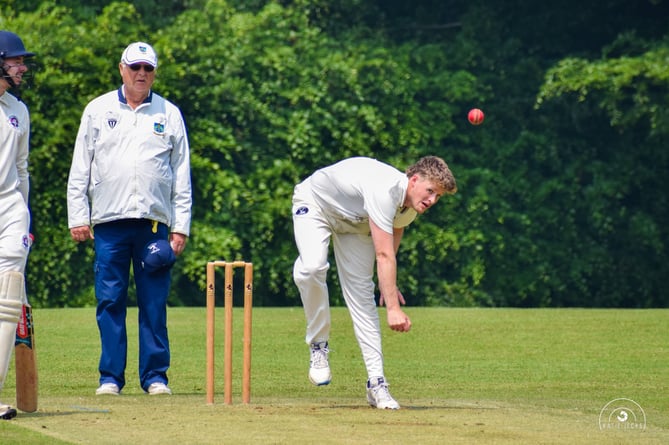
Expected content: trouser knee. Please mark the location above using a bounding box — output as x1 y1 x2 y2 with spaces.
293 263 328 287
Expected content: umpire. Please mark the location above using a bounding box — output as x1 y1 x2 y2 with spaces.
67 42 192 396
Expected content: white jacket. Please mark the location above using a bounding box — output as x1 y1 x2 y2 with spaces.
67 88 192 235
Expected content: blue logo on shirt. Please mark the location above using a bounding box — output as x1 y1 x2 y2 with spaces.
295 206 309 215
153 122 165 135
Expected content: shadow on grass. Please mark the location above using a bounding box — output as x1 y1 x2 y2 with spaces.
18 406 112 418
321 403 501 410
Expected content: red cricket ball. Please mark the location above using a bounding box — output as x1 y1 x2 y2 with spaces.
468 108 484 125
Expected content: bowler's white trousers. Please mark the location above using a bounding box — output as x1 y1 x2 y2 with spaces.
292 179 385 379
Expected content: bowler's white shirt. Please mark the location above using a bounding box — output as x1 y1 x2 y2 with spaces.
307 157 416 234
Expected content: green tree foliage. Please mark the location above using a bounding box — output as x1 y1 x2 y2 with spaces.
155 1 480 306
1 1 667 308
535 33 669 307
2 2 154 306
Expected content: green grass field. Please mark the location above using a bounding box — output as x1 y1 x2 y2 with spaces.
0 307 667 444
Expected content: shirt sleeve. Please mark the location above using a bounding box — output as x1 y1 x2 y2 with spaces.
16 107 30 203
168 108 192 236
67 111 94 228
364 177 407 234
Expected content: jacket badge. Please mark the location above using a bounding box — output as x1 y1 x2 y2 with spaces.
153 122 165 135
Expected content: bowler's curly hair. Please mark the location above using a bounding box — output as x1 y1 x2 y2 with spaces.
405 156 457 194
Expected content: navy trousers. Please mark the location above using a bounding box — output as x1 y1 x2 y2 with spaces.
93 219 171 391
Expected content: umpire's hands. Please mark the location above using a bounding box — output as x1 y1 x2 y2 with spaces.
169 232 188 256
70 225 94 242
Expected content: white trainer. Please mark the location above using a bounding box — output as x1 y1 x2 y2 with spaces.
147 382 172 395
1 403 17 420
308 341 332 386
366 377 400 409
95 383 120 396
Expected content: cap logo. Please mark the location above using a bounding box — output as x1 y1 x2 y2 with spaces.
142 239 176 274
122 42 157 68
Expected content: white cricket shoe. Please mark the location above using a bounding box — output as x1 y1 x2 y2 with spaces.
366 377 400 409
95 383 120 396
308 341 332 386
1 403 17 420
147 382 172 395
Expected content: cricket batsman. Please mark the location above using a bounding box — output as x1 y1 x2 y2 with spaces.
0 30 34 420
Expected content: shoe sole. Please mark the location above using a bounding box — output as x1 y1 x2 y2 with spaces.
96 383 120 395
1 409 18 420
369 403 400 409
147 383 172 395
367 401 400 409
309 377 331 386
367 394 400 409
149 390 172 396
309 372 332 386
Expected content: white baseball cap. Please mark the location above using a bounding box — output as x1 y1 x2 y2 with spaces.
121 42 158 68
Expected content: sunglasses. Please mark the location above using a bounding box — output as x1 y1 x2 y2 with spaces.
127 63 155 72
